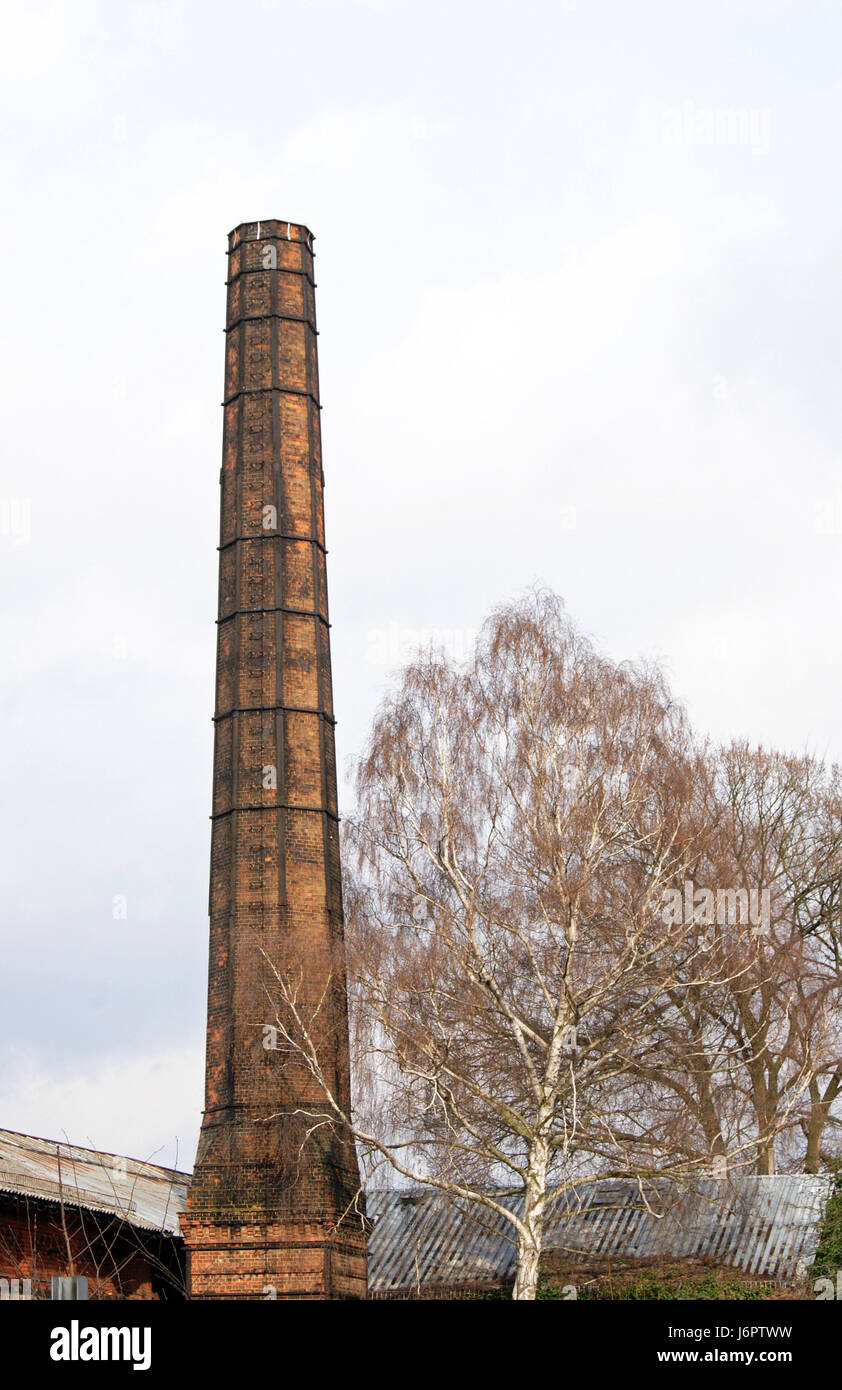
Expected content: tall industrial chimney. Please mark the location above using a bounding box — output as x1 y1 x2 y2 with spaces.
181 221 367 1300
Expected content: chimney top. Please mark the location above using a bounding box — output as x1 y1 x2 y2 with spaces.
228 219 314 250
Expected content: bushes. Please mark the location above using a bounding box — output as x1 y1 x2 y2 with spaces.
572 1270 763 1301
810 1170 842 1284
457 1266 769 1300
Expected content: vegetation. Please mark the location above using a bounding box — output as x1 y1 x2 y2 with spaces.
810 1167 842 1282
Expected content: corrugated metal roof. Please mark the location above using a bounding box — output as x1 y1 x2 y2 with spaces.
0 1129 188 1236
366 1175 834 1293
0 1129 831 1289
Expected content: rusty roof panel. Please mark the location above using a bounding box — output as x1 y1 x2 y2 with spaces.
0 1128 188 1236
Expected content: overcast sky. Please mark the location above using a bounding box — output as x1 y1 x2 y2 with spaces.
1 0 840 1172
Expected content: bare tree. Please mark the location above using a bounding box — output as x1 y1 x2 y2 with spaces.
646 742 842 1176
266 591 754 1298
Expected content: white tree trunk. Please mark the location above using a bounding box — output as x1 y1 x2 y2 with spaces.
513 1134 550 1300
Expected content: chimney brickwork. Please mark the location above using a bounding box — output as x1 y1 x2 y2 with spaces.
181 221 367 1300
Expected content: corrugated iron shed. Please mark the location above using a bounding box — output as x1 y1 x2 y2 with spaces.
366 1175 834 1294
0 1128 188 1236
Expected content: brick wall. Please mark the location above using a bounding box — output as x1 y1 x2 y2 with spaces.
0 1193 184 1300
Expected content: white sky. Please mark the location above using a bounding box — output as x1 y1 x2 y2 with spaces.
1 0 840 1171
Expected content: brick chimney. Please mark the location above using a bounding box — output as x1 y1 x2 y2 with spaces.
181 221 367 1299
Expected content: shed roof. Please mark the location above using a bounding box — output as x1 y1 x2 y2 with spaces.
366 1175 834 1293
0 1128 187 1236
